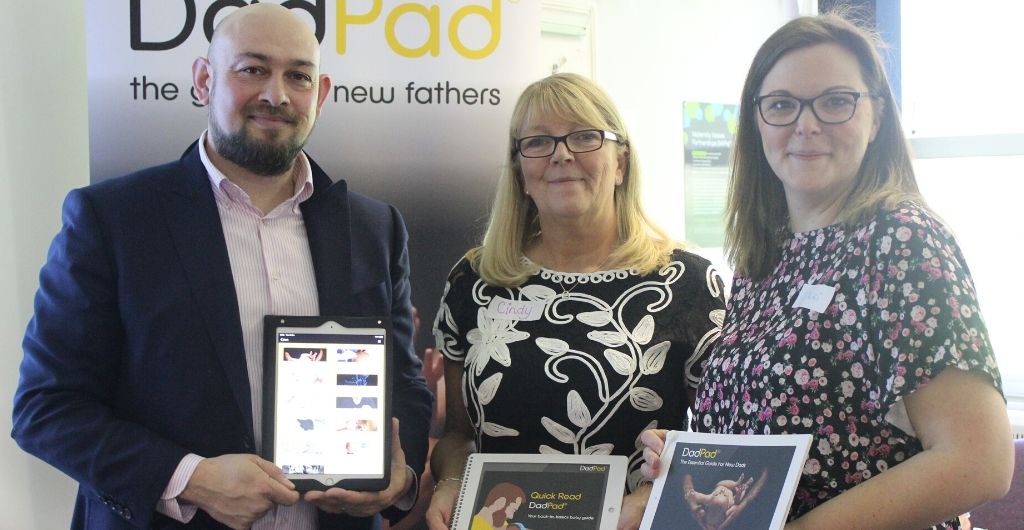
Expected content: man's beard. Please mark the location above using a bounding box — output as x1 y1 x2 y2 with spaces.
210 106 309 176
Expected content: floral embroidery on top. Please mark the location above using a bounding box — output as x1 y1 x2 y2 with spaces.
435 249 726 492
693 204 1001 529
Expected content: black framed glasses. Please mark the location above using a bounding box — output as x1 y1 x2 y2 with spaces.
754 91 876 126
515 129 623 158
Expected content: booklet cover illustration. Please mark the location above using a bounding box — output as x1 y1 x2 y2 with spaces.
640 431 812 530
452 454 626 530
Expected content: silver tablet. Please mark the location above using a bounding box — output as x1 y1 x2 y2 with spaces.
262 316 392 491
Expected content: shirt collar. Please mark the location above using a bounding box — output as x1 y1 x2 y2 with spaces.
198 130 314 214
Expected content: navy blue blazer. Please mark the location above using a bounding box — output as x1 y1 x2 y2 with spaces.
12 142 432 529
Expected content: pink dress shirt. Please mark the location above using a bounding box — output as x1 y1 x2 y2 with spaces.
158 132 319 529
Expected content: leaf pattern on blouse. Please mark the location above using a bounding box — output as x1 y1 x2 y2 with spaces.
434 249 725 492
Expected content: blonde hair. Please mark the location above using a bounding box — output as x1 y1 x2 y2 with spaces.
726 12 925 280
470 73 675 287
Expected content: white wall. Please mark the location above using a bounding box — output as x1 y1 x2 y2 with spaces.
1 1 86 528
590 0 799 274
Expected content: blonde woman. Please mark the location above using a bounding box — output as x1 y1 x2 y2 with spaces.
426 73 726 530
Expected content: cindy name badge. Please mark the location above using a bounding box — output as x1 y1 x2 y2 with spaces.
793 283 836 313
486 296 545 321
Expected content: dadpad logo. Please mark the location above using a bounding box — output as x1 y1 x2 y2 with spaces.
679 447 721 459
129 0 501 59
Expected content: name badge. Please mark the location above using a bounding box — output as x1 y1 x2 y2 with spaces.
793 283 836 313
486 297 545 321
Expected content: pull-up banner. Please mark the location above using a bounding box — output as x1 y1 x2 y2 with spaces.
86 0 541 339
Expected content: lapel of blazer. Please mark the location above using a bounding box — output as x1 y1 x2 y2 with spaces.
301 156 353 316
160 141 254 437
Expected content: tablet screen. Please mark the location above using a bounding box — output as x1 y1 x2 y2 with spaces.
263 317 391 490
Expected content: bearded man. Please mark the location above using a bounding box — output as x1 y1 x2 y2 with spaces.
12 5 431 529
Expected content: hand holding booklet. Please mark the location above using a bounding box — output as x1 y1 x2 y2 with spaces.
639 431 813 530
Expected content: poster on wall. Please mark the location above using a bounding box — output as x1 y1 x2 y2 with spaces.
682 101 737 248
86 1 542 342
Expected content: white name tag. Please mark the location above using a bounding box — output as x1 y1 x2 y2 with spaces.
793 283 836 313
486 297 545 321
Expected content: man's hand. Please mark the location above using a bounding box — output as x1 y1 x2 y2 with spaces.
305 418 411 517
179 453 300 530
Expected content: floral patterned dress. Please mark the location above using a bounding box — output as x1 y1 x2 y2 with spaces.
434 249 726 491
693 204 1003 529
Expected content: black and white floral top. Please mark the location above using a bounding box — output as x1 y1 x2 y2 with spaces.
434 249 726 491
693 204 1002 529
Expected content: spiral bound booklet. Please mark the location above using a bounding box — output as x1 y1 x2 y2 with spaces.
639 431 813 530
449 453 628 530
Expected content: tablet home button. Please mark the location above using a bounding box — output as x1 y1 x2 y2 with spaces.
325 478 335 485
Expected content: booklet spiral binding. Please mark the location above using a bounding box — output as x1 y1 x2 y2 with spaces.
447 454 475 530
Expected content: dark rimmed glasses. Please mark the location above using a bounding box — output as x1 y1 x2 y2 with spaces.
754 91 876 126
515 129 623 158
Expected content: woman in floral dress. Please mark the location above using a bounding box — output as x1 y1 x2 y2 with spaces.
425 73 726 530
641 13 1013 530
